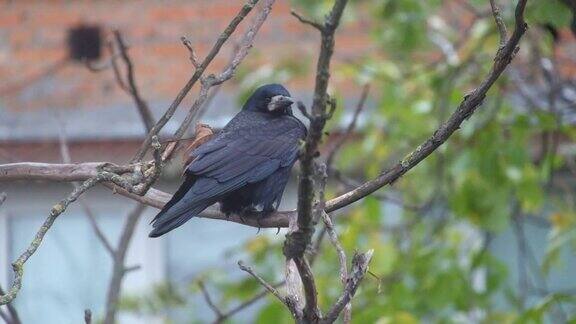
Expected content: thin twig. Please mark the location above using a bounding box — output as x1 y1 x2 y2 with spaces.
490 0 508 46
0 284 20 324
321 211 350 322
181 36 200 68
326 84 369 168
131 0 260 162
237 261 288 307
162 0 276 163
321 250 373 324
290 10 324 31
308 226 328 265
80 200 115 257
108 39 130 93
58 123 117 258
103 203 146 324
111 30 156 133
198 281 224 319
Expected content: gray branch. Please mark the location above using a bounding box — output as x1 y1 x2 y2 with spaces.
321 250 374 323
162 0 276 163
131 0 260 162
103 203 146 324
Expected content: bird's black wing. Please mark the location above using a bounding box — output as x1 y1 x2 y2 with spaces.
149 114 305 236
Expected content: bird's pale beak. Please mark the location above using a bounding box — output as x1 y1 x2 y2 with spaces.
267 95 295 111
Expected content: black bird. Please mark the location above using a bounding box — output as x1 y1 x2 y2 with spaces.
149 84 306 237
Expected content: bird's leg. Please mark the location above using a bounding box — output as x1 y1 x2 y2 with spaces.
275 227 281 235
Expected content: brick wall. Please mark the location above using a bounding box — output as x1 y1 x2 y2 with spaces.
0 0 371 112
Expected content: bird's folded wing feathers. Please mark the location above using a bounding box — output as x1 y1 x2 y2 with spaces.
188 119 303 183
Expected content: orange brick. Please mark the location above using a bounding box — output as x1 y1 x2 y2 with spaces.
31 8 80 27
0 12 24 28
149 5 198 22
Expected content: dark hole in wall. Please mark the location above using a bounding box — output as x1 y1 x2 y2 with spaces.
67 25 102 62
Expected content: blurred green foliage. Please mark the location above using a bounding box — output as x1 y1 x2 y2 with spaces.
122 0 576 322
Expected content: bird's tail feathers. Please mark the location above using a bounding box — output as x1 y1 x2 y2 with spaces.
148 200 210 237
149 175 211 237
150 176 196 225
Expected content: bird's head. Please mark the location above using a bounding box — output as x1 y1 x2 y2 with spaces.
242 83 295 115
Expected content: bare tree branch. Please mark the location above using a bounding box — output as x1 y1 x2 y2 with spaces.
0 135 157 305
181 36 200 68
198 281 224 320
326 84 369 169
321 250 373 323
283 5 352 320
103 203 146 324
490 0 508 46
131 0 260 162
80 200 115 257
324 0 528 214
284 215 306 317
237 261 299 315
0 174 104 305
58 125 117 259
0 284 21 324
284 0 348 258
0 0 275 309
290 10 324 31
162 0 276 163
293 257 320 322
0 162 128 181
110 30 156 133
84 309 92 324
321 211 350 322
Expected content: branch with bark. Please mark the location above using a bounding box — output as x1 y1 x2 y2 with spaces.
162 0 276 163
103 203 146 324
236 0 529 322
131 0 260 163
0 1 529 232
0 2 530 323
0 0 271 306
283 0 348 261
109 30 155 133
